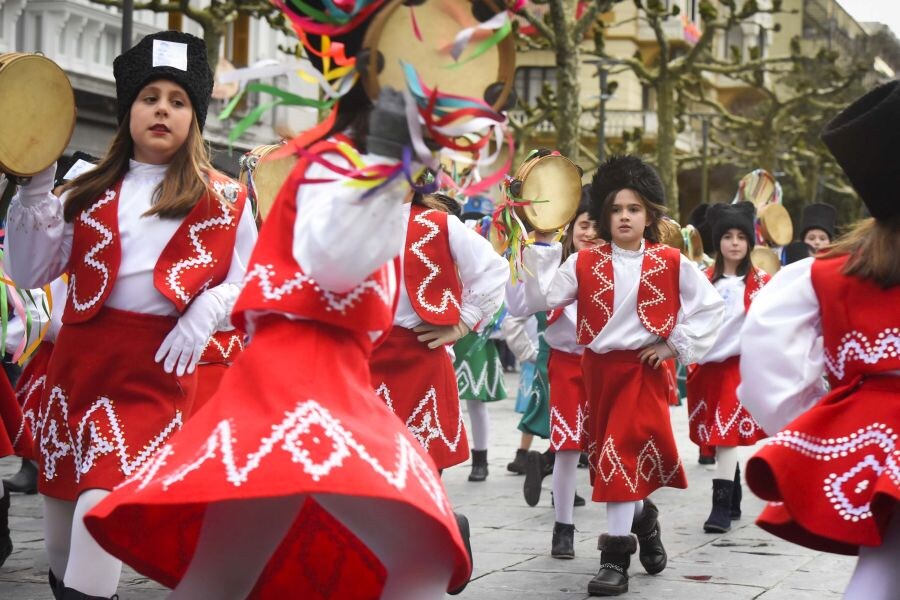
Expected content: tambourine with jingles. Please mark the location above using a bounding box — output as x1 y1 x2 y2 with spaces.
0 53 76 178
750 246 781 275
359 0 516 111
507 151 581 233
757 202 793 247
238 144 295 222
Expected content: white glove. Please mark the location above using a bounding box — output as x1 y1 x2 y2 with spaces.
155 291 227 376
19 162 58 207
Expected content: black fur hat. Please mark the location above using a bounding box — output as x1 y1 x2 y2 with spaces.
687 202 713 255
589 155 665 223
783 240 813 265
114 31 213 131
799 202 837 240
708 201 756 251
821 80 900 221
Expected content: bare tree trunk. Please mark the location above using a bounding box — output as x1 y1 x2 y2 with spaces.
549 0 580 159
655 77 679 218
203 21 224 73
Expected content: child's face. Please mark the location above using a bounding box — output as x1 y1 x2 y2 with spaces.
609 189 649 248
720 228 749 263
803 228 830 251
129 79 193 164
572 212 599 251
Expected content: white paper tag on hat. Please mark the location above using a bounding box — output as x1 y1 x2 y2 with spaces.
64 159 95 181
152 40 188 71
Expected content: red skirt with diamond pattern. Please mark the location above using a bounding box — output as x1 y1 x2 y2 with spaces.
37 308 195 501
747 376 900 554
370 326 469 470
687 356 766 447
548 349 587 452
9 342 54 460
84 316 471 595
583 350 687 502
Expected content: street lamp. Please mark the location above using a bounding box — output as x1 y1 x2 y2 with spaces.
122 0 134 53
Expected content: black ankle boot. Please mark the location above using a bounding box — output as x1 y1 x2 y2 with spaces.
49 570 64 600
550 490 586 507
0 486 11 568
703 479 734 533
731 464 742 520
507 448 528 474
523 450 550 506
61 587 118 599
2 458 38 494
578 451 589 468
698 448 716 465
468 449 488 482
630 498 667 574
587 533 637 596
551 521 575 559
448 513 472 595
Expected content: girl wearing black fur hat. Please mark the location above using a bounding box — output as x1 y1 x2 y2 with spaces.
740 80 900 600
3 31 258 599
523 155 724 596
685 201 771 535
799 202 838 252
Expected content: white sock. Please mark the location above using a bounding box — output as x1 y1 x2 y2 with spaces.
170 495 307 600
606 502 637 536
466 400 490 451
715 446 739 481
62 489 122 597
845 513 900 600
42 495 75 580
551 451 580 524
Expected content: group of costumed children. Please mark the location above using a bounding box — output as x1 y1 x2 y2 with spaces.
0 6 898 600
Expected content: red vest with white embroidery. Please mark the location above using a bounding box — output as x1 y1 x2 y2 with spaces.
64 172 247 324
547 308 564 326
232 137 396 337
200 329 245 365
704 265 771 311
810 255 900 387
574 242 681 345
403 204 462 326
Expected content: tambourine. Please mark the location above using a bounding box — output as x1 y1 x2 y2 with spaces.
757 202 793 247
238 144 295 221
734 169 781 209
0 53 76 178
681 224 704 263
508 152 581 233
360 0 516 112
750 246 781 275
658 217 685 251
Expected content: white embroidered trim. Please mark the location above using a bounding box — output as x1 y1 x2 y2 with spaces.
825 329 900 381
201 333 244 362
688 399 710 444
410 210 461 315
12 375 46 448
667 325 695 364
589 435 684 493
377 384 463 453
713 402 763 440
455 356 504 398
71 189 116 313
549 403 585 451
637 246 674 337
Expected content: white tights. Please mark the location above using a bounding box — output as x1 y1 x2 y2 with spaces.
715 446 739 481
466 400 490 451
43 490 122 597
606 500 645 536
552 451 580 525
170 494 456 600
844 513 900 600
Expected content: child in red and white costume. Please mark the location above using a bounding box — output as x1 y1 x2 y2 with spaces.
370 192 507 471
741 81 900 600
3 31 257 599
191 328 245 416
523 156 723 596
686 201 770 534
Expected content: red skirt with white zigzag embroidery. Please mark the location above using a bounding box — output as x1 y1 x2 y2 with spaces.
687 356 767 447
0 368 20 457
747 376 900 554
370 326 469 470
548 349 586 452
37 308 195 501
10 341 54 460
84 316 471 596
583 350 687 502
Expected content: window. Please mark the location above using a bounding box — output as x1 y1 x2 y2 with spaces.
514 66 556 105
723 25 744 60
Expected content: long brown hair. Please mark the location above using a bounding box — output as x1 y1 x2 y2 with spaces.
595 188 667 244
711 250 752 283
63 112 217 222
820 216 900 288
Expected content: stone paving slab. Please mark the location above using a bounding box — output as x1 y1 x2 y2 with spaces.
0 370 854 599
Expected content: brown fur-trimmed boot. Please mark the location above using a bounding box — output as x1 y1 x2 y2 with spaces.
587 533 637 596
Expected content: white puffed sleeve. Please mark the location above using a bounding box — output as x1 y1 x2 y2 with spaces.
738 258 826 434
3 164 74 289
501 314 538 364
521 243 577 312
666 256 725 364
205 202 259 330
448 216 508 329
293 154 406 293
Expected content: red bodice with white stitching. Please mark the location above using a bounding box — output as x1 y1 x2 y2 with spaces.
403 204 461 326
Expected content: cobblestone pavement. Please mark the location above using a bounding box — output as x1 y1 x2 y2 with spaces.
0 371 853 599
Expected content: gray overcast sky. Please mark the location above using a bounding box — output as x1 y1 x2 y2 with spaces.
837 0 900 37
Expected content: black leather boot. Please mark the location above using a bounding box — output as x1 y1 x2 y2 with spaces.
448 513 472 595
507 448 528 474
523 450 550 506
731 464 742 520
578 451 589 468
0 485 11 568
630 498 667 574
61 587 119 599
551 521 575 559
468 449 489 482
551 490 586 507
49 570 64 600
3 458 38 494
587 533 636 596
703 479 734 533
698 447 716 465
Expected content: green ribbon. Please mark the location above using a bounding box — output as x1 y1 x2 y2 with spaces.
444 19 512 70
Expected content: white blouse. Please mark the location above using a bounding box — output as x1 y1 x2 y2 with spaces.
699 275 746 364
522 240 724 364
507 275 581 354
393 203 508 331
737 258 827 434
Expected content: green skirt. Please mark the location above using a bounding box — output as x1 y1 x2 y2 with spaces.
454 332 507 403
518 313 550 439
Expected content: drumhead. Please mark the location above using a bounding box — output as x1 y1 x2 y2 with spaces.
750 246 781 275
758 202 793 246
0 54 75 177
361 0 515 111
239 144 295 221
658 218 684 251
514 154 581 233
